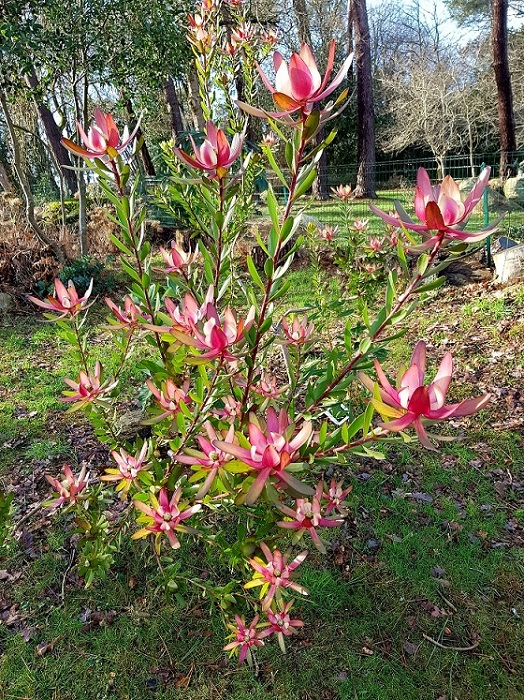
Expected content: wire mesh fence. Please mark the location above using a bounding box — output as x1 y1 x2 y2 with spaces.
143 152 524 242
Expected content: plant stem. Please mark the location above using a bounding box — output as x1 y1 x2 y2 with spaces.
240 126 309 416
308 233 445 410
110 163 167 364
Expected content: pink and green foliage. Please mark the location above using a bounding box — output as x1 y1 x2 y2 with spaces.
34 0 494 666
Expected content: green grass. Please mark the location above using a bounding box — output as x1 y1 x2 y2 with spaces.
1 266 524 698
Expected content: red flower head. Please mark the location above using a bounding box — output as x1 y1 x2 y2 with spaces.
277 482 345 553
29 278 93 319
214 407 313 504
62 108 139 161
45 465 89 508
239 41 352 121
245 542 308 610
223 614 270 664
359 340 490 449
132 487 201 551
173 121 244 179
369 167 499 249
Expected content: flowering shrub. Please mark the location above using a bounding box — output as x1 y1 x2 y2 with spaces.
35 0 493 666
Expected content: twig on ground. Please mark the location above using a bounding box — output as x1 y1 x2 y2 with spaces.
422 633 480 652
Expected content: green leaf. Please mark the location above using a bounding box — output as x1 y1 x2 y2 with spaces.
291 168 317 202
247 255 265 291
266 186 280 230
416 253 429 276
413 276 446 294
109 233 133 256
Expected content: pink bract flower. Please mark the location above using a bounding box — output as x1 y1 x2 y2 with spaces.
214 407 313 505
105 295 147 330
281 315 314 345
331 184 352 200
323 478 352 515
132 487 201 551
245 542 308 611
369 167 498 248
60 361 117 411
175 422 236 498
45 465 89 508
366 236 383 252
173 121 244 179
28 278 93 319
266 600 304 653
359 340 490 449
261 132 278 147
213 395 243 422
259 28 279 46
320 224 338 241
100 443 149 499
145 378 191 423
231 21 255 47
277 482 345 553
252 371 285 399
352 218 369 232
62 108 139 161
171 303 255 362
224 614 270 664
157 242 198 275
247 41 352 118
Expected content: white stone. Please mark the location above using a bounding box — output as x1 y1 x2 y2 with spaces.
493 242 524 283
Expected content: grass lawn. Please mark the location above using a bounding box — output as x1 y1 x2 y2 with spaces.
0 254 523 699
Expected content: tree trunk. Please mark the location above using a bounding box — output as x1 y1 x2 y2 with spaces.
24 68 77 196
122 93 156 176
292 0 313 45
187 66 206 132
0 161 13 192
351 0 376 198
164 77 185 141
492 0 516 178
0 91 65 263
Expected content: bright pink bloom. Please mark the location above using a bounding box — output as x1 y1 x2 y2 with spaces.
62 108 139 161
146 378 191 423
187 13 211 44
29 278 93 319
173 121 244 179
175 422 236 498
259 28 279 46
171 303 255 362
214 407 313 505
359 340 490 449
100 443 149 498
252 371 285 399
331 184 352 200
320 224 338 241
245 542 308 610
45 465 88 508
261 132 278 147
277 482 345 553
281 315 314 345
323 478 352 515
352 218 369 232
231 21 255 47
60 361 117 410
105 295 147 330
157 242 198 275
252 41 352 117
266 600 304 650
366 236 383 252
369 167 498 248
213 395 243 422
224 614 269 664
132 487 201 550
